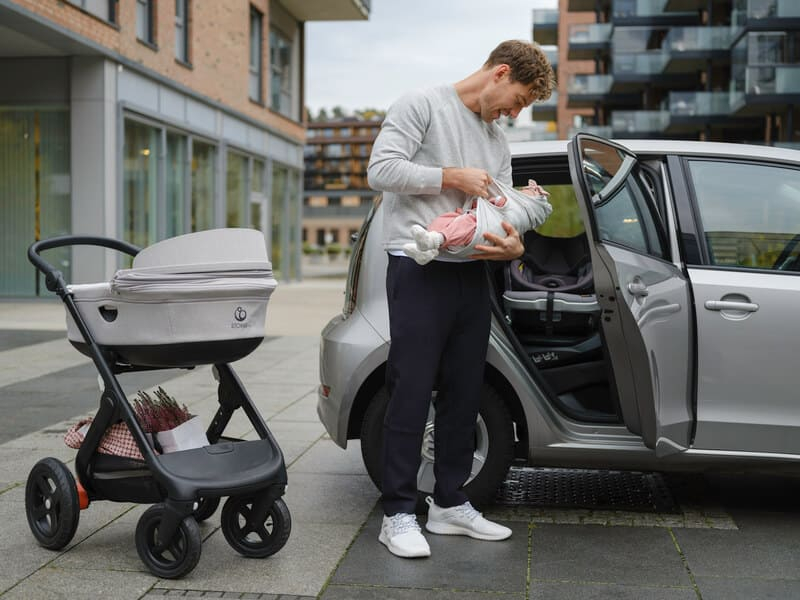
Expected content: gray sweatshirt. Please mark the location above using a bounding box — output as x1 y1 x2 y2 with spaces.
367 84 512 255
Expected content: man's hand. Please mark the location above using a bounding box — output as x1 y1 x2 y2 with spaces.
442 167 491 197
470 221 524 261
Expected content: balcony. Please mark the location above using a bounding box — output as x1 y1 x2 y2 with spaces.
532 9 559 45
730 65 800 115
566 74 642 109
612 0 700 25
531 91 558 122
611 51 697 91
543 47 559 72
611 110 670 137
280 0 369 20
662 27 733 72
732 0 800 34
568 125 614 138
665 91 766 134
567 0 611 11
664 0 706 9
568 23 613 60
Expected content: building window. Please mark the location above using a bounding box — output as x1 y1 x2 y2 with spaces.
136 0 155 45
67 0 118 24
191 140 216 232
226 151 248 227
175 0 190 63
123 119 160 249
249 7 264 103
166 132 188 238
270 27 292 116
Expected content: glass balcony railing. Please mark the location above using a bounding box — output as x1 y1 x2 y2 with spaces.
613 0 695 17
744 65 800 94
569 23 614 45
613 52 670 75
533 9 560 24
733 0 800 27
568 74 614 95
544 47 559 69
663 26 733 52
568 125 614 137
611 110 670 132
669 91 731 116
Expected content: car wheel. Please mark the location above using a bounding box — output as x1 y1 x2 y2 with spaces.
360 384 514 512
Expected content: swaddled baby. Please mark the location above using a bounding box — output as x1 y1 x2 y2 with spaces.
403 179 552 265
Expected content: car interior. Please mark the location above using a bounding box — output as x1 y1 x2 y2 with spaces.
486 154 622 425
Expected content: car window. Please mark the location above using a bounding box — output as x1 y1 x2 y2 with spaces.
519 184 585 238
576 137 667 260
687 159 800 271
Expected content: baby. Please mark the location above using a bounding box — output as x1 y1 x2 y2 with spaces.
403 179 551 265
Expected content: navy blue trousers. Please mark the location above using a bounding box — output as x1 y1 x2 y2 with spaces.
382 254 491 516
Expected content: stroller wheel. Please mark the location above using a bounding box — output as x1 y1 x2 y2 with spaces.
221 495 291 558
135 504 201 579
25 457 81 550
193 497 220 522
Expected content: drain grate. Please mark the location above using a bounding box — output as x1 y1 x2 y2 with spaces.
495 467 679 513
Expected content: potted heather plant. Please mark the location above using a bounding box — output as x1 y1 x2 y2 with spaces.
134 387 208 453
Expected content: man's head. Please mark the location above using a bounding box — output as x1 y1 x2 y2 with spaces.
478 40 556 123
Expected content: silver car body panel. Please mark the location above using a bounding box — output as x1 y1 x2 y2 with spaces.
689 266 800 454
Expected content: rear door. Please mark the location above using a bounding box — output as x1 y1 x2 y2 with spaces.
567 134 694 456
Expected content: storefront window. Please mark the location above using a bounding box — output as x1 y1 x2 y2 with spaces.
166 132 187 238
123 119 159 248
226 151 248 227
191 140 216 231
287 169 300 280
251 159 265 232
271 164 288 278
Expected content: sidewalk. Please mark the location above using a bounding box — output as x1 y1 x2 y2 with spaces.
2 278 800 599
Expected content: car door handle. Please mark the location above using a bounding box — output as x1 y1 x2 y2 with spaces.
627 281 649 297
704 300 759 312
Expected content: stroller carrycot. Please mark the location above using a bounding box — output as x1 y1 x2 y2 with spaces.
66 229 277 367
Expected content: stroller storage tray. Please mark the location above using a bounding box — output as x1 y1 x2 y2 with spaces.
65 229 277 367
158 438 285 496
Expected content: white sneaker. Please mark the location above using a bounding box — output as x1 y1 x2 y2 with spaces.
402 242 438 265
379 513 431 558
425 497 511 541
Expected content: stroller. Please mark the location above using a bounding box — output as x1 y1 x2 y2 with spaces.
24 229 290 579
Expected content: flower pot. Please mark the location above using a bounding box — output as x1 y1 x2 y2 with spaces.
155 416 209 453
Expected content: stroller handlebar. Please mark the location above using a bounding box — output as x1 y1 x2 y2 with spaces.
28 235 141 294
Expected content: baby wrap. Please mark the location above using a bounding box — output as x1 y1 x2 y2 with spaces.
441 179 553 258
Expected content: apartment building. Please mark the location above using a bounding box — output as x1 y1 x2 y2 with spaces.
0 0 370 297
540 0 799 144
302 117 381 251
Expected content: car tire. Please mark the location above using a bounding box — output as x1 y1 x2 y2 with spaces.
360 383 514 513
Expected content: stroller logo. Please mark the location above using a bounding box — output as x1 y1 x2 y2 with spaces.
232 306 250 328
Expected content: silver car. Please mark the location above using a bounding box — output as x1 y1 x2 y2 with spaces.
317 134 800 507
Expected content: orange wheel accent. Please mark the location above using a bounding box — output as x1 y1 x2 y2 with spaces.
76 480 90 510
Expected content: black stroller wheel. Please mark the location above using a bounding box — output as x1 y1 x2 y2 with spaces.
25 457 80 550
193 497 220 522
221 495 291 558
135 504 201 579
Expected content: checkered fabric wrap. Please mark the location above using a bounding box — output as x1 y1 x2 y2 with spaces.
64 417 146 461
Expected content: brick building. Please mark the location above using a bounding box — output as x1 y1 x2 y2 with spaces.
0 0 370 296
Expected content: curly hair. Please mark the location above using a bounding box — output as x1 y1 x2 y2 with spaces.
484 40 556 102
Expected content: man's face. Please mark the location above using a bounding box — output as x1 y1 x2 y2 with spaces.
479 67 538 123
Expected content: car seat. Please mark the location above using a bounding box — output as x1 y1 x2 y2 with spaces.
502 230 601 367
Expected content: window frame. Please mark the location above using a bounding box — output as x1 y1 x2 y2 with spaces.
136 0 156 47
175 0 191 65
249 6 264 104
683 156 800 275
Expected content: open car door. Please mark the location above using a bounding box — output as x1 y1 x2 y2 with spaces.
567 134 694 457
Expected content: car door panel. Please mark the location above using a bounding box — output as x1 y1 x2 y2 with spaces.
568 134 694 457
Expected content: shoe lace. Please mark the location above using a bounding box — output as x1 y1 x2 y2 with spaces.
389 513 421 535
453 502 481 522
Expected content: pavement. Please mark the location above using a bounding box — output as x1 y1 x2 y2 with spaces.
1 277 800 599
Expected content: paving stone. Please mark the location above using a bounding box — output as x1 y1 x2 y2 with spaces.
288 437 367 476
530 524 691 587
331 507 528 594
0 565 155 599
528 581 697 599
694 576 800 600
282 472 376 525
321 585 525 599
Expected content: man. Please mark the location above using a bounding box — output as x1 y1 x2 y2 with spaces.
367 39 555 559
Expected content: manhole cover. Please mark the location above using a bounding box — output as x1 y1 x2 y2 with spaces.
495 467 679 513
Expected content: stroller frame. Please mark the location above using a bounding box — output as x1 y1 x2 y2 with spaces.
26 235 289 579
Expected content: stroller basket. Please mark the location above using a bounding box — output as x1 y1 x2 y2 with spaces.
65 229 277 367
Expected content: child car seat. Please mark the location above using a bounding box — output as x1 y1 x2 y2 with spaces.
502 230 601 366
